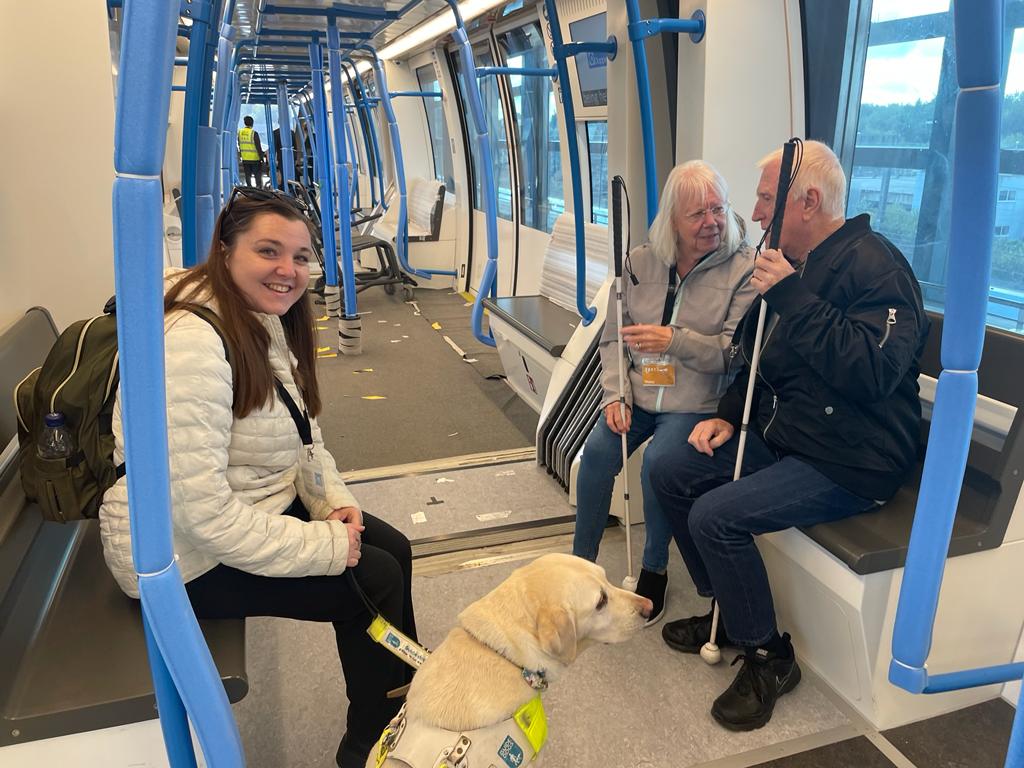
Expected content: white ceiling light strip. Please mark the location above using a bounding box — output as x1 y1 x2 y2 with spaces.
377 0 507 61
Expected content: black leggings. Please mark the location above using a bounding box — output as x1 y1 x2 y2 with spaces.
184 502 416 753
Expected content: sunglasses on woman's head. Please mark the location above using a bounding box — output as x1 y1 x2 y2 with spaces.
225 185 310 216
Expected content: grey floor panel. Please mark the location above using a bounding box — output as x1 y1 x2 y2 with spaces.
350 459 573 541
233 528 854 767
881 698 1016 768
312 289 535 471
749 737 896 767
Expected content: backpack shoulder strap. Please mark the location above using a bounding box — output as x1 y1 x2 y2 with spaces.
173 304 235 385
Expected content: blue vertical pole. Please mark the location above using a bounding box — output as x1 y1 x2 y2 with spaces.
370 52 456 279
229 72 242 185
310 37 340 291
264 101 278 189
211 3 238 208
345 113 361 210
623 0 659 225
299 98 318 185
445 0 498 345
180 1 212 266
541 0 596 324
293 103 309 187
277 80 295 191
114 0 243 764
344 66 377 208
327 20 357 317
346 59 386 208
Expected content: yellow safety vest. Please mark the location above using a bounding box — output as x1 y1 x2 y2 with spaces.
238 127 260 161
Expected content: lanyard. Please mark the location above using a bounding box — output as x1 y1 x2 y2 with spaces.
274 378 313 446
660 267 678 326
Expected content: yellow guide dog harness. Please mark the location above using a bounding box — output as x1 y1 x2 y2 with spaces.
366 613 549 767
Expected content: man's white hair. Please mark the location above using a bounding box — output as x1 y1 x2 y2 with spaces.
649 160 744 267
758 139 847 218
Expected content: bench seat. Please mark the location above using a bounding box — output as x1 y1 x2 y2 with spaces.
480 295 579 357
799 311 1022 575
0 307 247 749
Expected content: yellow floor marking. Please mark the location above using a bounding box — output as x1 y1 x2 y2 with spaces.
361 395 387 400
431 321 442 330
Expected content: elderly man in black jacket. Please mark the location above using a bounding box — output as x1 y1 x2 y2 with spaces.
650 140 928 731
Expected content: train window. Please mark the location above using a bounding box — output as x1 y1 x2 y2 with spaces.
498 22 564 233
415 64 456 193
845 0 1024 332
451 45 514 219
586 121 608 225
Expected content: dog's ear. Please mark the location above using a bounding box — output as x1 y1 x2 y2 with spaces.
537 606 577 664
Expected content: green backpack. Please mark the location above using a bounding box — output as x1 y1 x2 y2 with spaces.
14 301 227 523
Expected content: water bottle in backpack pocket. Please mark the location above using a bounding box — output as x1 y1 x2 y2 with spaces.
14 300 230 523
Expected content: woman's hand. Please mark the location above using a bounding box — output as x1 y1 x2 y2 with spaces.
604 402 632 435
622 324 673 355
688 418 735 456
327 507 365 567
328 506 363 527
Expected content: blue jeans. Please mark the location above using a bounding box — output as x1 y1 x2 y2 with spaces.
573 407 704 573
648 430 877 646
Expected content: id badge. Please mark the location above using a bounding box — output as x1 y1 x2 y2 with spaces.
640 355 676 387
300 444 327 499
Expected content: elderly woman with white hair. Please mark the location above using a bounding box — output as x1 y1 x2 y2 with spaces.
572 160 756 623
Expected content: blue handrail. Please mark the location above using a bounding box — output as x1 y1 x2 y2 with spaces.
623 2 705 225
888 3 1022 765
476 66 556 78
342 61 379 208
364 49 458 280
541 0 598 325
344 57 388 208
309 36 341 291
210 1 236 210
889 0 1004 687
299 97 318 185
389 90 443 98
327 20 359 317
180 0 214 266
276 79 295 190
264 101 279 188
115 1 243 764
445 0 499 346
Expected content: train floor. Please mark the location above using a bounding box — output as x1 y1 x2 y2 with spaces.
232 526 1016 767
312 286 537 471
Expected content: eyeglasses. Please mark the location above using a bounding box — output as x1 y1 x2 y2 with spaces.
683 204 728 223
225 185 310 216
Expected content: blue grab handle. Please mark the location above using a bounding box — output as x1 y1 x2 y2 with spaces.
888 10 1013 759
368 51 457 280
327 22 358 317
114 0 243 764
542 0 597 325
310 38 340 290
448 17 499 345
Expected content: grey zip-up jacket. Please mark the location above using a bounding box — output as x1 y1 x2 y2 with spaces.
599 236 756 415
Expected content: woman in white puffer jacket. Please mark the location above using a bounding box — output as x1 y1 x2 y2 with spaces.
99 188 415 768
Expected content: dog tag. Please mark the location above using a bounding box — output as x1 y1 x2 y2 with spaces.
640 356 675 387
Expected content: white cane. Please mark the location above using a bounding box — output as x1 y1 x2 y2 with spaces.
702 139 800 665
612 176 638 590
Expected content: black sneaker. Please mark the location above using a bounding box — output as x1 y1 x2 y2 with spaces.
711 634 802 731
662 605 736 653
634 569 668 627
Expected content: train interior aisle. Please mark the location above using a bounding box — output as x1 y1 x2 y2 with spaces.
2 0 1024 767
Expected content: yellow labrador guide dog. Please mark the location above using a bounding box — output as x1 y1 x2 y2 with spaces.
368 553 653 767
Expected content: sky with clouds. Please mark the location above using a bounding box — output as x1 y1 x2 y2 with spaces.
862 1 1023 105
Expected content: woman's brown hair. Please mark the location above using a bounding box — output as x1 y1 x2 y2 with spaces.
164 195 322 418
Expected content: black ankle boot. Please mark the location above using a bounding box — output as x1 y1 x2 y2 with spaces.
711 633 801 731
634 569 668 627
662 602 736 653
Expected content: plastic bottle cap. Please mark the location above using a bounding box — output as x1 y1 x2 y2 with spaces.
44 412 65 427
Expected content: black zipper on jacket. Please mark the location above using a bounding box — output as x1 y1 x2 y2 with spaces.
878 308 897 349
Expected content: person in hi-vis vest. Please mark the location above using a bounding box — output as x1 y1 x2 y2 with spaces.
237 116 265 188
